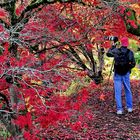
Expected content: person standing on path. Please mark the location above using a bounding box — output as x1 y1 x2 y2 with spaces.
106 37 136 115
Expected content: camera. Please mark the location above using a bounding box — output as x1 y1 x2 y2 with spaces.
104 36 118 43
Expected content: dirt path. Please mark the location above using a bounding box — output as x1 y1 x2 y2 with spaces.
86 81 140 140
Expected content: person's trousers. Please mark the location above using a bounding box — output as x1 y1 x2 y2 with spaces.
113 72 133 111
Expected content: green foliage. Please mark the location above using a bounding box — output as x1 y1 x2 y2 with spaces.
129 39 140 65
124 8 140 36
0 128 11 139
134 52 140 64
125 8 136 21
63 79 85 96
131 67 140 79
129 39 138 50
0 47 4 55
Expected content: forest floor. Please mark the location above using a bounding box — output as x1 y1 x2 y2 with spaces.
85 80 140 140
47 80 140 140
0 80 140 140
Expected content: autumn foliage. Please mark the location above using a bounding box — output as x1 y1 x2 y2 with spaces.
0 0 140 139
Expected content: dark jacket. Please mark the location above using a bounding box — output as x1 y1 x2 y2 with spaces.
106 45 136 74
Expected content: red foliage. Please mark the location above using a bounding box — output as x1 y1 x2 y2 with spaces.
0 1 139 139
0 79 9 91
23 131 40 140
14 112 32 129
127 19 138 28
0 8 7 17
15 5 25 16
71 121 82 131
